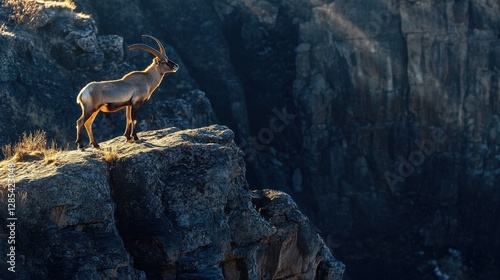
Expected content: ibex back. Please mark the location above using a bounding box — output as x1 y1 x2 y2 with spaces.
75 35 179 149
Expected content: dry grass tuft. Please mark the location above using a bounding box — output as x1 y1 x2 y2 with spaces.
43 139 61 163
101 147 119 164
1 130 62 163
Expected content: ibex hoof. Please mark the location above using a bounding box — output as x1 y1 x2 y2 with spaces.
126 139 136 143
77 143 85 151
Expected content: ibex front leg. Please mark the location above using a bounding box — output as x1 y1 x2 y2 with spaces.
124 106 134 142
130 104 141 142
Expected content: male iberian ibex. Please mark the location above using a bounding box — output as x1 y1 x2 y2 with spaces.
75 35 179 149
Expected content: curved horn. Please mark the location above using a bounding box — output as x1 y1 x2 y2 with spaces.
142 34 165 55
129 44 168 61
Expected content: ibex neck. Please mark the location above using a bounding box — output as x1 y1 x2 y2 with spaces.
145 63 164 93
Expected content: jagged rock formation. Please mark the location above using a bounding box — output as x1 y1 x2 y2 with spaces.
0 125 344 280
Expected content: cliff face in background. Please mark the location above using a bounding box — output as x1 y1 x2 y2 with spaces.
1 0 500 279
0 125 344 279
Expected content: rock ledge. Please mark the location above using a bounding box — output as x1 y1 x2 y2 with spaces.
0 125 344 280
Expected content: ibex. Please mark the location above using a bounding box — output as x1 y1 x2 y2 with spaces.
75 35 179 149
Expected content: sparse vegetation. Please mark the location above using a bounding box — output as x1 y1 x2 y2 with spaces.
1 0 76 25
1 130 62 163
101 147 119 164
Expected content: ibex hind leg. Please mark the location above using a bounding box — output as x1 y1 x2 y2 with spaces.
76 109 94 150
84 111 100 149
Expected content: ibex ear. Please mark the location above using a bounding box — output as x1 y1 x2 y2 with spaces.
154 57 160 66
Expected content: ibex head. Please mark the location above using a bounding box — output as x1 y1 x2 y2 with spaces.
129 35 179 74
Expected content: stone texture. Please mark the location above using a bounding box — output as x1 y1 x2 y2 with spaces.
290 1 500 279
0 150 145 280
0 125 344 279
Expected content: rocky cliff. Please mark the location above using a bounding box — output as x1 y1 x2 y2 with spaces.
0 125 344 279
1 0 500 279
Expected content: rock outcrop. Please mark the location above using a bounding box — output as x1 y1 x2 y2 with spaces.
0 125 344 279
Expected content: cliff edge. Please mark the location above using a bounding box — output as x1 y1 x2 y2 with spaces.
0 125 344 279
